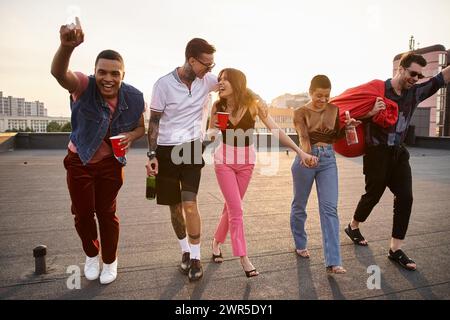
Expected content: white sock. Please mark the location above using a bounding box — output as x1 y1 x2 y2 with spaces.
190 244 201 260
179 237 191 253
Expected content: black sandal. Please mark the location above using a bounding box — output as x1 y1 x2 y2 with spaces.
244 269 259 278
211 250 224 263
388 249 416 271
344 224 368 246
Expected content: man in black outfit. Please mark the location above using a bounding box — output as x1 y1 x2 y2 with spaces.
345 52 450 271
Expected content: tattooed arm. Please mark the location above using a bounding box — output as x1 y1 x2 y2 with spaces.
146 111 162 176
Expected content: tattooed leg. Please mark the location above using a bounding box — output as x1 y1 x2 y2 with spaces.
169 203 186 240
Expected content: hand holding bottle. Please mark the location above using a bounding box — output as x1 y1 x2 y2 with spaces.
344 110 362 127
146 163 157 200
344 111 361 145
60 16 84 48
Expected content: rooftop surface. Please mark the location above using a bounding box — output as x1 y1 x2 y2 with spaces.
0 147 449 300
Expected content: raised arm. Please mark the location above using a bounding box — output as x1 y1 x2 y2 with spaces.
50 20 84 92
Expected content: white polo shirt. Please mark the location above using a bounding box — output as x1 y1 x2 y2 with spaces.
150 69 218 146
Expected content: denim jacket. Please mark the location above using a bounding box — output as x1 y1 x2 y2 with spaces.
70 76 144 165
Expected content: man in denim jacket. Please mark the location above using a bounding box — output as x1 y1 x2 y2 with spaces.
51 19 145 284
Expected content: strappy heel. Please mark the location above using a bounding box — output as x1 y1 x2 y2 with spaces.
326 266 347 274
244 269 259 278
211 250 224 263
211 240 224 263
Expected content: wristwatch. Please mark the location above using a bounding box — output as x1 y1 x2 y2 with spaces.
147 150 157 160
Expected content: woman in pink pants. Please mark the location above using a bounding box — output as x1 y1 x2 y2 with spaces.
209 68 317 277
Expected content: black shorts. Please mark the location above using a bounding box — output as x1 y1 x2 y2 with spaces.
155 139 205 205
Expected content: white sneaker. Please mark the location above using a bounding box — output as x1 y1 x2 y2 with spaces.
84 255 100 280
100 259 118 284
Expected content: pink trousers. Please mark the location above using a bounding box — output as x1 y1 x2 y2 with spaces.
213 144 255 257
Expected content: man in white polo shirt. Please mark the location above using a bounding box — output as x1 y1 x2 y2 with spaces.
146 38 218 281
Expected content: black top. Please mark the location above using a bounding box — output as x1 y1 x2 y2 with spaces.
365 72 445 146
217 106 256 147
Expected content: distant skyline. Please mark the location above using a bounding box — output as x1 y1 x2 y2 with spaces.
1 0 449 117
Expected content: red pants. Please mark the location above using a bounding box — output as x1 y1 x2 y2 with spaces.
63 150 123 264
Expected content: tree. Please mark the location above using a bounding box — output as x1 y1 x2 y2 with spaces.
5 128 34 132
46 121 61 132
60 122 72 132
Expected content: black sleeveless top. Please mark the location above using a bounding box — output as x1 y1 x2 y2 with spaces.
217 106 256 147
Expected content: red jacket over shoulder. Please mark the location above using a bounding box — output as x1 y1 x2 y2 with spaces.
329 80 399 157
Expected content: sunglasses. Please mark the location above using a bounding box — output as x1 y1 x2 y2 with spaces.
405 68 425 80
195 58 216 71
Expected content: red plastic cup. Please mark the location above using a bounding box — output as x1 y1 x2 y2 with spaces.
109 135 126 157
216 112 229 130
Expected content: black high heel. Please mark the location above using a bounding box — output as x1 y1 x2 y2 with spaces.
211 241 224 263
244 269 259 278
211 250 223 263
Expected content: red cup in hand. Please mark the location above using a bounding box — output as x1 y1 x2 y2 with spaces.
110 135 126 157
216 112 229 130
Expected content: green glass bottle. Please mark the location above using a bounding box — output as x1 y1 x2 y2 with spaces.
146 176 156 200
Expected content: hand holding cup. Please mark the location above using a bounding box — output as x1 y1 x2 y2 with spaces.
216 112 229 130
110 135 126 157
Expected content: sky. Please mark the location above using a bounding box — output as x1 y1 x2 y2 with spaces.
1 0 449 117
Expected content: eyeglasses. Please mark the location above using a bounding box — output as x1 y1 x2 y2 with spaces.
195 58 216 70
405 68 424 80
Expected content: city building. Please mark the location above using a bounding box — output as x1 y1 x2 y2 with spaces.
393 44 449 137
255 107 296 133
0 91 70 132
0 91 47 117
271 93 309 109
0 115 70 133
255 93 310 134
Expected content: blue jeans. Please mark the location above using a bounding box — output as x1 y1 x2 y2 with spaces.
290 145 342 267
